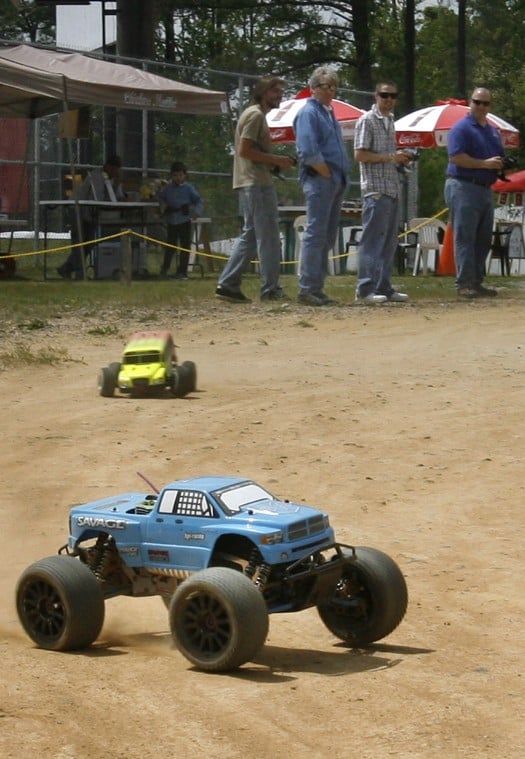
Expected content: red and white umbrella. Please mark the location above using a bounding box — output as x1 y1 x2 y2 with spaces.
492 168 525 193
395 99 520 149
266 87 365 143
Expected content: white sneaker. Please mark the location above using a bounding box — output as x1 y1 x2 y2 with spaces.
356 293 387 304
388 291 409 302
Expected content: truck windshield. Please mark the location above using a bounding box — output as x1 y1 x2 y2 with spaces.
217 483 274 513
123 352 161 364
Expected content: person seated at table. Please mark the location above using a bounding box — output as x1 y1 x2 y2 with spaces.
57 154 125 279
157 161 204 280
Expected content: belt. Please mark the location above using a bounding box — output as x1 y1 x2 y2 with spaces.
448 175 493 188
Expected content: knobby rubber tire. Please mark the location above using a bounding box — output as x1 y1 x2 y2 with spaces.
169 567 268 671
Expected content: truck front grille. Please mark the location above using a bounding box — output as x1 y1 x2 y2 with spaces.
288 514 327 541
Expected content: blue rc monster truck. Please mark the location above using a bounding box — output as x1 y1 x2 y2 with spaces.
16 474 408 672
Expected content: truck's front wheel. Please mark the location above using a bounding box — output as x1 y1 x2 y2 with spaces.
98 362 120 397
172 361 197 398
169 567 268 671
317 546 407 646
16 556 105 651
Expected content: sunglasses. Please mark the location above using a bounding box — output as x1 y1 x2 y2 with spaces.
471 98 491 106
377 92 398 99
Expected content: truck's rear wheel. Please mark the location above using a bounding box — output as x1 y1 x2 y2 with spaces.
16 555 105 651
169 567 268 671
317 546 407 646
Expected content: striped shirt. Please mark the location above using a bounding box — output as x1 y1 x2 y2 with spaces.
354 104 400 198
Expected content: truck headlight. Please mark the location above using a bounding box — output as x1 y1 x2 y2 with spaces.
260 531 284 545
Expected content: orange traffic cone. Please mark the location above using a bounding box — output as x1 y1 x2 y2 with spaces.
437 222 456 275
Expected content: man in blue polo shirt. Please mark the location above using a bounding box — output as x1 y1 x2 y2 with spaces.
445 87 505 298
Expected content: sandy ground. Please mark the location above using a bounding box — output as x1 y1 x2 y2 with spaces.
1 293 524 758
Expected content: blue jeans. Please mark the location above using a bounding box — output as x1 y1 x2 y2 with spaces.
444 178 494 289
299 174 345 294
357 193 399 297
219 185 283 296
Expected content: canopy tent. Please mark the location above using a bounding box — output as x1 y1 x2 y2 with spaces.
0 44 228 118
0 44 230 280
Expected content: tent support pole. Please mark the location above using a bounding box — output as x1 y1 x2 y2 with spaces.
62 78 87 282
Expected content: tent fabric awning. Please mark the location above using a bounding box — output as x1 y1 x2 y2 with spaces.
0 44 228 118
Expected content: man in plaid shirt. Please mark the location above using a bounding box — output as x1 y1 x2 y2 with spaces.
354 82 411 304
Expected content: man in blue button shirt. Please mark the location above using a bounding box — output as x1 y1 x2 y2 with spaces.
445 88 505 297
294 66 350 306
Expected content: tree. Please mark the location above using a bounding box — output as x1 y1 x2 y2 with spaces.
0 0 54 43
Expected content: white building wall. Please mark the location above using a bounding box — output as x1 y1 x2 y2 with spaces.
56 2 116 52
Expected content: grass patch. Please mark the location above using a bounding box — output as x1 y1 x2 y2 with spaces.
1 241 524 322
0 343 74 369
86 324 121 336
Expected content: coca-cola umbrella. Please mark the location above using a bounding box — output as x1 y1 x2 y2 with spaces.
395 99 520 149
492 168 525 193
266 87 365 143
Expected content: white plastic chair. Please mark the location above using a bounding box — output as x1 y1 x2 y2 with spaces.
344 226 363 273
409 217 447 275
294 214 342 275
293 214 307 275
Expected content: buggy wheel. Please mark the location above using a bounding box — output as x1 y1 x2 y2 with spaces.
180 360 197 393
171 362 194 398
317 546 407 647
98 362 120 397
169 567 268 671
16 555 105 651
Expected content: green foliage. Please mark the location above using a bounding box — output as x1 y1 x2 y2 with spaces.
4 1 525 221
416 6 461 103
0 0 54 43
417 150 449 218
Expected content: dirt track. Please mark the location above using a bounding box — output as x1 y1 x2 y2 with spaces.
1 295 524 758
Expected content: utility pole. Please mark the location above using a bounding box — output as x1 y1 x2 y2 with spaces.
404 0 416 112
457 0 467 98
115 0 157 173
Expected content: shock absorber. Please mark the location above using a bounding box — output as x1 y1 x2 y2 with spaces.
87 535 114 581
96 539 116 581
244 547 260 580
254 562 271 589
85 534 107 574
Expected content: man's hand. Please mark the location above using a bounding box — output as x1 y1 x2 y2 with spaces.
394 151 412 166
274 155 296 171
485 156 505 171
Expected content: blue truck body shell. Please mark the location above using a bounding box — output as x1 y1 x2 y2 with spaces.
68 476 335 573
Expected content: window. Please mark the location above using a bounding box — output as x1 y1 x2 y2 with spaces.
123 352 161 365
157 489 215 517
